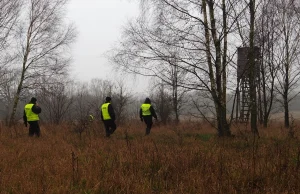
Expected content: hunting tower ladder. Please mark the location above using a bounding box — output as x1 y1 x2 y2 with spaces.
236 47 260 122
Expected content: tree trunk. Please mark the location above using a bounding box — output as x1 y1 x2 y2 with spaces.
283 88 289 128
249 0 259 136
9 38 30 127
203 0 231 137
283 24 290 128
172 64 179 124
9 69 26 127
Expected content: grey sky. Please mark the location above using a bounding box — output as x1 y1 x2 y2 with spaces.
67 0 148 93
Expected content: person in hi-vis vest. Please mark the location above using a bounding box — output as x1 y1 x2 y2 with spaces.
23 97 42 137
100 96 117 137
140 97 157 135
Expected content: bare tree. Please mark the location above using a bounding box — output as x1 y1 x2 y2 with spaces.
255 0 280 127
111 0 250 136
71 82 94 136
88 78 113 119
271 0 300 128
0 0 21 95
0 71 19 124
111 79 132 125
150 82 173 125
110 2 189 124
166 54 188 123
37 77 74 124
235 0 300 131
248 0 259 135
0 0 21 51
9 0 76 126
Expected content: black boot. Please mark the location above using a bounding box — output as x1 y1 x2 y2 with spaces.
110 128 116 135
145 128 150 135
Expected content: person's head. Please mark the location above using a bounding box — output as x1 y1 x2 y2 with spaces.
144 97 151 104
105 96 111 102
30 97 37 104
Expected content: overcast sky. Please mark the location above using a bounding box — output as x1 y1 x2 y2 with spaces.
66 0 148 93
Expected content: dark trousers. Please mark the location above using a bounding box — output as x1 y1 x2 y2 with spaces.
143 116 153 135
103 120 117 137
28 121 40 137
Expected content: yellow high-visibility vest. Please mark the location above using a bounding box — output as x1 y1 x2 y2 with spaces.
101 103 111 120
141 104 151 116
24 104 39 121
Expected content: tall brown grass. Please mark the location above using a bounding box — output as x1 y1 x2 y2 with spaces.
0 120 299 193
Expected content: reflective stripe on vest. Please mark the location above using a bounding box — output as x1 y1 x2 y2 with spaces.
141 104 151 116
101 103 111 120
89 114 94 122
25 103 39 121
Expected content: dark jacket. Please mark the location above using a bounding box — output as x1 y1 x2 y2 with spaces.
23 103 42 124
100 102 116 121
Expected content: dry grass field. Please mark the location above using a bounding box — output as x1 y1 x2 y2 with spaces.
0 120 300 193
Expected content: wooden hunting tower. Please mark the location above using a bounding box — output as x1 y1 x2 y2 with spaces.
236 47 260 122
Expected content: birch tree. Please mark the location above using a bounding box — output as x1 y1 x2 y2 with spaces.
9 0 76 126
